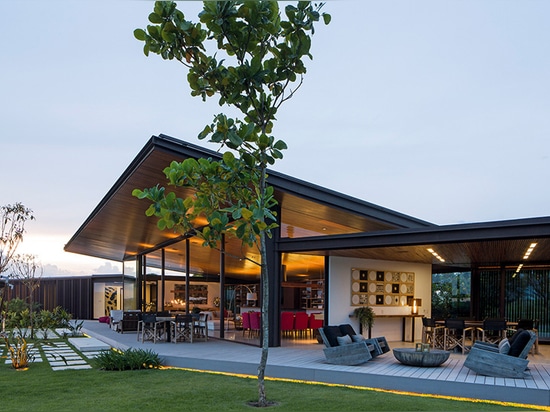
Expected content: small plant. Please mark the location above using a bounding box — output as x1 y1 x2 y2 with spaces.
68 319 84 337
3 334 35 369
353 306 375 332
6 308 31 339
95 347 162 371
35 309 56 339
51 306 73 328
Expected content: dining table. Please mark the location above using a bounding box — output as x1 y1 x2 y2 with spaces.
432 319 519 350
435 319 518 329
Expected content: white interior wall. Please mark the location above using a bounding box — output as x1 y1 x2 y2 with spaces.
328 256 432 342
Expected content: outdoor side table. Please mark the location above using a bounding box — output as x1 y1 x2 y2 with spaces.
393 348 450 367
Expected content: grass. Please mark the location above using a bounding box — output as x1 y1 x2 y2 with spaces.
0 341 542 412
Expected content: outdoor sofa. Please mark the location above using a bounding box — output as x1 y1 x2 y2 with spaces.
318 324 390 365
464 329 537 378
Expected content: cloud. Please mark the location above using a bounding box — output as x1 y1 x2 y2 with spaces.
93 262 122 274
42 264 84 278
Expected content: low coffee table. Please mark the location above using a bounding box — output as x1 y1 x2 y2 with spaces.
393 348 450 367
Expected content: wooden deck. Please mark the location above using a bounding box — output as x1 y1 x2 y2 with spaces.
82 321 550 408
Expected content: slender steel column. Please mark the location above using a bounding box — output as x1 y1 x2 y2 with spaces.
161 248 166 312
142 255 147 312
266 221 281 347
136 255 142 311
185 238 190 314
220 234 226 339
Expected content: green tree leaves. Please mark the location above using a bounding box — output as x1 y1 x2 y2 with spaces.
133 4 328 404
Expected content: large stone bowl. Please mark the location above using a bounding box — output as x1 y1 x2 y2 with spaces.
393 348 450 367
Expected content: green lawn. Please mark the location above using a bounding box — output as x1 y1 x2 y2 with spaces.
0 352 539 411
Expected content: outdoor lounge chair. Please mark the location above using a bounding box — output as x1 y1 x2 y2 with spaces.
318 324 390 365
464 329 536 378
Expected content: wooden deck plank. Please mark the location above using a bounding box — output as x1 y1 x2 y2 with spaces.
529 364 550 390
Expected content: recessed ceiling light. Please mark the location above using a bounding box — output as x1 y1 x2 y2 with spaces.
523 243 537 260
427 248 445 262
513 263 524 278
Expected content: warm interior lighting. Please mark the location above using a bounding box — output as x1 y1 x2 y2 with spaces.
407 297 422 314
523 243 537 260
427 248 445 262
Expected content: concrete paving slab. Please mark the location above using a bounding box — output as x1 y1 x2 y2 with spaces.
52 364 92 371
69 337 110 352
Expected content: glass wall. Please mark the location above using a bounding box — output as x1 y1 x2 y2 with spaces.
478 270 501 319
434 268 549 339
431 272 471 319
92 281 124 318
505 268 549 334
123 277 136 310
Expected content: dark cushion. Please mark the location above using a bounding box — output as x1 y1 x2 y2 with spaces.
508 330 531 357
508 328 524 346
339 324 357 337
323 326 344 347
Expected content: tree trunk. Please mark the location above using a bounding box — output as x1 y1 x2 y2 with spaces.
257 164 270 407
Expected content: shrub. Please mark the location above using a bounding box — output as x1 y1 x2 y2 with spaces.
51 306 73 328
5 308 31 337
95 348 162 371
3 334 36 369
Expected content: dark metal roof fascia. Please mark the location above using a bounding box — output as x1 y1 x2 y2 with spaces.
276 216 550 253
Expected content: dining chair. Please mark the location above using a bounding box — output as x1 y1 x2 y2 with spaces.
249 311 261 338
138 313 166 343
241 312 251 338
171 314 193 343
193 312 209 341
422 317 444 349
443 319 475 354
308 313 323 339
478 318 507 344
280 312 295 338
294 312 309 339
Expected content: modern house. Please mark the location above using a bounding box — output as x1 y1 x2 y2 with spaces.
64 134 550 346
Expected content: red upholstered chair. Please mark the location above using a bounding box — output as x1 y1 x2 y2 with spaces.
241 312 251 338
294 312 309 339
308 313 323 339
281 312 295 338
249 311 261 338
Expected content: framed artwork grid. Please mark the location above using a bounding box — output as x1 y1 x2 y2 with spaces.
351 268 414 306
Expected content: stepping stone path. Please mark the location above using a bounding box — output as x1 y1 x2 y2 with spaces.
1 330 111 371
42 342 93 371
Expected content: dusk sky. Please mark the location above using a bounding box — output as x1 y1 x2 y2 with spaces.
2 1 549 276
